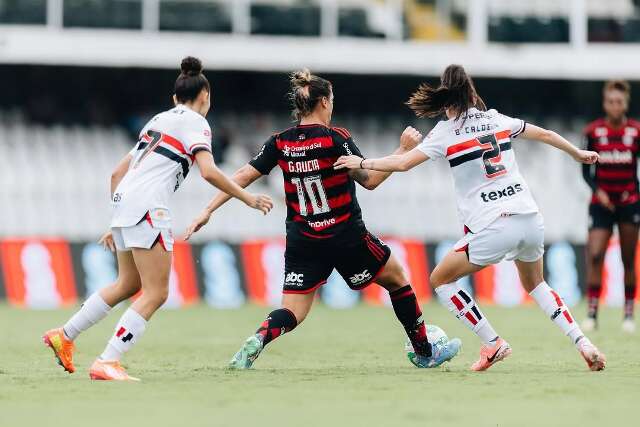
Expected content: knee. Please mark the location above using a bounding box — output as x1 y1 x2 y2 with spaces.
430 268 446 288
115 275 142 299
588 249 606 266
378 263 409 292
142 284 169 309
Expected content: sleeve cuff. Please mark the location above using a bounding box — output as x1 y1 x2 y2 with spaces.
511 121 526 139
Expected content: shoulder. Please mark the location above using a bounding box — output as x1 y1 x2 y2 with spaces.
584 118 605 135
330 126 352 141
627 118 640 130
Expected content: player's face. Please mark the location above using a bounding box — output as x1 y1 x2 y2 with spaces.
603 89 628 122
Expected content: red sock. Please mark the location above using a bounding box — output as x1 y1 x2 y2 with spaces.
256 308 298 347
624 286 636 319
587 284 601 319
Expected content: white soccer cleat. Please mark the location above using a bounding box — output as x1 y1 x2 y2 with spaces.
622 318 636 334
581 317 597 332
578 339 606 371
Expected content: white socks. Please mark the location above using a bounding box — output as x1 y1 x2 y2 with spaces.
63 293 112 341
530 282 584 346
100 308 147 361
435 283 499 345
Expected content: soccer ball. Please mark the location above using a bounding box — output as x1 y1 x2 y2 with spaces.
404 324 449 354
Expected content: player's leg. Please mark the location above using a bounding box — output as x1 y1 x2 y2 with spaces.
618 220 639 332
229 241 329 370
583 204 613 330
91 235 172 381
335 232 459 368
516 257 606 371
43 247 141 374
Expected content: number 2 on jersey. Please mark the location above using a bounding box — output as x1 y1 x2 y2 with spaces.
478 133 507 178
291 175 330 216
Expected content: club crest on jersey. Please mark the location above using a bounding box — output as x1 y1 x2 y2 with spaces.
298 134 306 141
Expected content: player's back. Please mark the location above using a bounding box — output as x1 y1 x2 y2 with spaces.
111 104 212 228
251 123 365 241
417 108 538 232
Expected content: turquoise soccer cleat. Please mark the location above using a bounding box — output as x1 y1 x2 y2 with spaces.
407 338 462 368
228 335 264 370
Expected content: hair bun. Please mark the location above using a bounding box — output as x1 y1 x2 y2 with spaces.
291 68 312 88
181 56 203 77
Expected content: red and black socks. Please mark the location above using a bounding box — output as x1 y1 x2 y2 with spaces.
624 285 636 319
256 308 298 347
389 285 431 357
586 283 602 320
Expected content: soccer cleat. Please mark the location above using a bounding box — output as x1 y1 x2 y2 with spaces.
622 318 636 334
578 340 606 371
470 338 512 372
581 317 597 332
42 328 76 373
89 359 140 381
407 338 462 368
228 335 264 370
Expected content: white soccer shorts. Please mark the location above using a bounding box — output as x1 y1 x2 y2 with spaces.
453 212 544 266
112 214 173 252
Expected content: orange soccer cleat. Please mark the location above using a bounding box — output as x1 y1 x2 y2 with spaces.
43 328 76 373
89 359 140 381
470 338 512 372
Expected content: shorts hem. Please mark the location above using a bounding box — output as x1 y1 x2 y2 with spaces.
283 280 328 295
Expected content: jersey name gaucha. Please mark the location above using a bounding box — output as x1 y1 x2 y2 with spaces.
480 184 523 203
287 159 320 173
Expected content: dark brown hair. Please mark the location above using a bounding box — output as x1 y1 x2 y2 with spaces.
406 64 486 121
603 79 630 100
289 69 332 121
174 56 210 103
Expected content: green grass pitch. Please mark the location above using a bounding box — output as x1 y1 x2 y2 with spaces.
1 302 637 427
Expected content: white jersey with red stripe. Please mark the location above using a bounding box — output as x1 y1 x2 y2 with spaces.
417 107 538 233
110 104 212 228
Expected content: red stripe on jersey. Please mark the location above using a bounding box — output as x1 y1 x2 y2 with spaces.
328 193 352 209
161 133 193 160
275 136 334 151
594 143 635 151
446 139 481 157
278 158 335 173
333 127 351 139
300 231 335 239
599 182 637 192
495 130 511 140
596 169 635 180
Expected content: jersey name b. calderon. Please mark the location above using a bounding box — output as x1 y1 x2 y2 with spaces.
111 104 212 228
417 108 538 233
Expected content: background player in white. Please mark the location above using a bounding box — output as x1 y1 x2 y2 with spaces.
43 57 273 381
335 64 606 372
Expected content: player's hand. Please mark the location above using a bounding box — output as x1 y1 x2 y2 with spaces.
334 155 364 170
574 149 599 164
595 188 615 212
98 231 115 252
185 210 212 240
247 194 273 215
399 126 423 151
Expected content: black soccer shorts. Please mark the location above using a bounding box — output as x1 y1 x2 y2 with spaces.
282 231 392 294
589 201 640 231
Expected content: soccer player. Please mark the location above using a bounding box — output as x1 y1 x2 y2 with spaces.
334 64 607 371
186 69 461 369
582 80 640 333
42 57 273 381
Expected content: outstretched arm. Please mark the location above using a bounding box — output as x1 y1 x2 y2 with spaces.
348 126 424 189
185 163 264 239
520 124 599 164
335 126 430 173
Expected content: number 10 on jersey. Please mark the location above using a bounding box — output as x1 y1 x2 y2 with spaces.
291 175 330 216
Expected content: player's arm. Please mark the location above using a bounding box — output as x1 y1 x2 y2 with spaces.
520 124 599 165
110 153 132 196
195 150 272 214
335 126 428 173
349 127 423 190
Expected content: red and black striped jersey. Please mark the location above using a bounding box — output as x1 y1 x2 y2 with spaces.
249 124 366 242
583 118 640 206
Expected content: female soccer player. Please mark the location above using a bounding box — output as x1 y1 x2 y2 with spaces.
335 64 607 371
582 80 640 333
186 69 461 369
43 57 273 381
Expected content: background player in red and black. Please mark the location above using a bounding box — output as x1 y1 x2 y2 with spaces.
582 80 640 333
186 69 461 368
